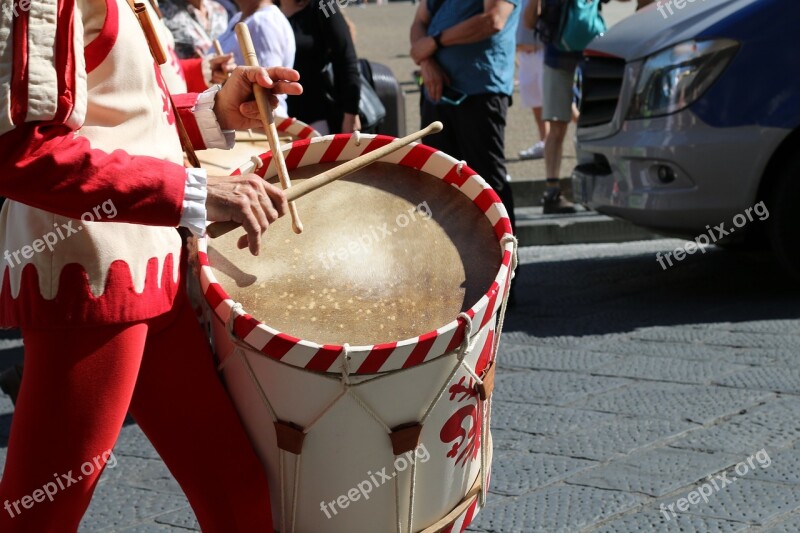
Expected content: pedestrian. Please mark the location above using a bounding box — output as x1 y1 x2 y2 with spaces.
410 0 520 233
516 0 548 160
151 1 237 92
526 0 630 214
161 0 230 59
217 0 297 115
277 0 362 134
0 1 301 530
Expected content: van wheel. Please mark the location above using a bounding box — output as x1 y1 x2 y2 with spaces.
767 154 800 278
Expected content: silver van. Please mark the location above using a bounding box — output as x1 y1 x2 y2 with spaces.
572 0 800 273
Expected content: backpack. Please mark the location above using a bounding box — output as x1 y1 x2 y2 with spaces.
534 0 566 46
556 0 606 52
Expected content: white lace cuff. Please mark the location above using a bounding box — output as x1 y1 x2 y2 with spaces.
194 85 235 150
181 167 208 237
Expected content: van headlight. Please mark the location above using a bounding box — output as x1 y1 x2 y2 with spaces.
627 39 739 120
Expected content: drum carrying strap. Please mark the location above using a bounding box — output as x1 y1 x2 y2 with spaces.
125 0 202 168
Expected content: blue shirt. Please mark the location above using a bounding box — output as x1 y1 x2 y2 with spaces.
426 0 520 96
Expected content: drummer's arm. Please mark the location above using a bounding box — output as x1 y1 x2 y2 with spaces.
0 125 196 228
180 58 213 92
0 1 229 231
0 3 190 229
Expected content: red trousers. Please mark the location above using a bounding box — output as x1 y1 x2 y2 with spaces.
0 295 273 532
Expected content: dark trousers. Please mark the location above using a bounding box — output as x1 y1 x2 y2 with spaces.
420 93 516 232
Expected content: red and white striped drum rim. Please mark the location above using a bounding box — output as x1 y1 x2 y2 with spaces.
198 133 515 375
274 115 321 140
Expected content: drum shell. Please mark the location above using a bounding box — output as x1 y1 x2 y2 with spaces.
213 313 495 533
198 133 515 532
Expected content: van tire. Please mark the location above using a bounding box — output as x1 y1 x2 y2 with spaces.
767 154 800 278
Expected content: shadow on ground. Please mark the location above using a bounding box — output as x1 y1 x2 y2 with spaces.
505 245 799 338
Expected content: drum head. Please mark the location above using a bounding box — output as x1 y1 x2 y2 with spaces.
208 162 501 346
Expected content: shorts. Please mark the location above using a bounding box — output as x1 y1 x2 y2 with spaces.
542 64 576 123
518 49 545 109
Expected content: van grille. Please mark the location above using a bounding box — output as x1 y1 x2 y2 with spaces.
577 55 626 128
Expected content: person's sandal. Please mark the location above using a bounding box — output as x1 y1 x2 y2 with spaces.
542 188 577 214
0 363 23 406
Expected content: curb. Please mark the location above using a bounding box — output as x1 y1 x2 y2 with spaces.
509 177 573 208
515 207 660 246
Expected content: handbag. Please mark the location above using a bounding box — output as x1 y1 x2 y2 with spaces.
354 60 387 131
556 0 606 52
322 61 387 133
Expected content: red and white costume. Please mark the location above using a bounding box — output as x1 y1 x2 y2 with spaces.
0 0 225 326
0 1 274 530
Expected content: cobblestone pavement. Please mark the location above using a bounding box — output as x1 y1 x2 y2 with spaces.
1 240 799 531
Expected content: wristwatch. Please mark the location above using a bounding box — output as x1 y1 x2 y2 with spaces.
432 32 444 49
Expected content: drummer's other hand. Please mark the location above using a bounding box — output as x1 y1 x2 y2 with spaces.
206 174 288 255
209 53 236 84
420 58 449 103
215 66 302 131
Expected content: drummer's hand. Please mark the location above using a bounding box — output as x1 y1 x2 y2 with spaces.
209 53 236 85
420 58 449 103
214 66 302 131
205 174 288 255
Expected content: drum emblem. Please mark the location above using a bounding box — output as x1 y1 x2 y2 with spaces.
439 376 482 467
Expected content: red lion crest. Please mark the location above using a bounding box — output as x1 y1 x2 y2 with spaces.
439 376 483 467
439 329 495 467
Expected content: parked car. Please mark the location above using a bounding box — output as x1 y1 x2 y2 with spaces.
572 0 800 273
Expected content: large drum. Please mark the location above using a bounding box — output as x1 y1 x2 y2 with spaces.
198 115 321 174
196 133 516 533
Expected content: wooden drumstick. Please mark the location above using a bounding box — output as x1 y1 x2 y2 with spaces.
213 39 233 80
206 121 444 239
235 23 304 234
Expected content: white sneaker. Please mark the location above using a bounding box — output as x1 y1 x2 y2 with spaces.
519 141 545 160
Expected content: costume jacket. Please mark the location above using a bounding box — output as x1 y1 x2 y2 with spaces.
0 0 224 327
